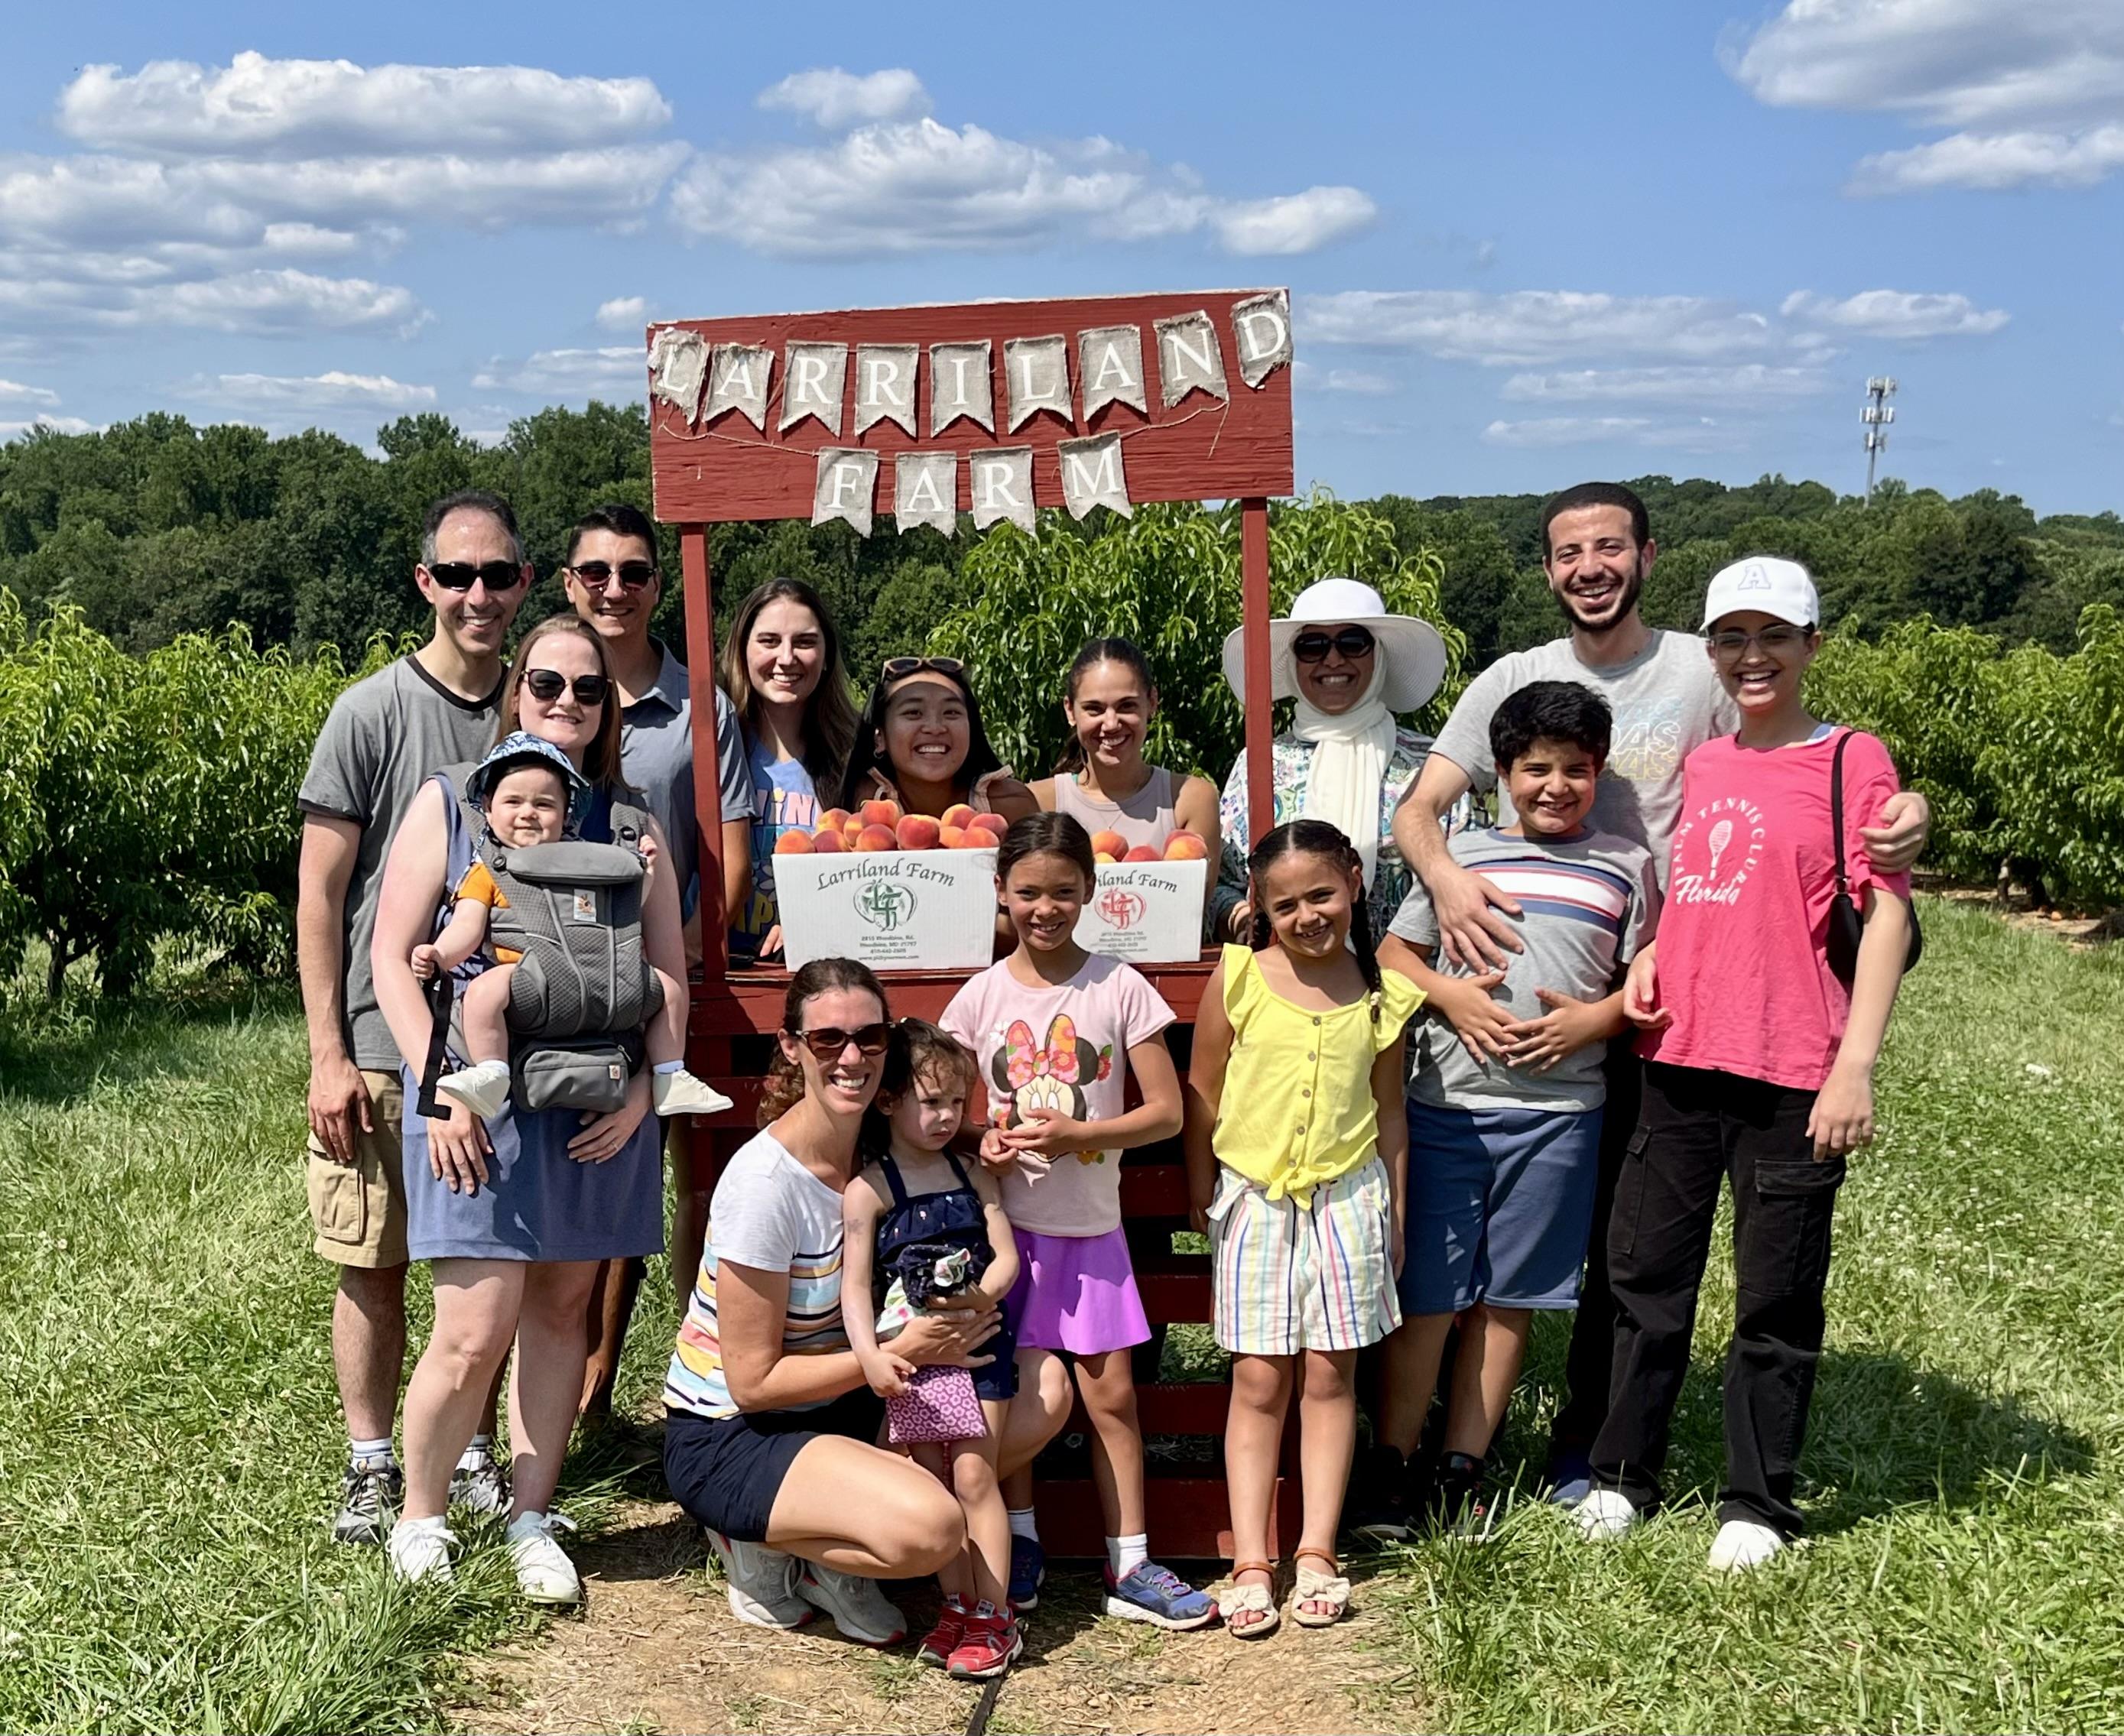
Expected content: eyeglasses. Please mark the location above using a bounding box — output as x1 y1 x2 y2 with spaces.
788 1022 893 1059
1708 625 1810 660
1291 626 1375 664
522 669 611 706
568 560 656 592
881 656 966 682
427 560 527 592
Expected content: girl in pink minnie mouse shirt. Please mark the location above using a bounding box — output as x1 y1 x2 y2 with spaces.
940 813 1217 1631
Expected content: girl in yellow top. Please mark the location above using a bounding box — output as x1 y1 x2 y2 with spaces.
1184 819 1421 1638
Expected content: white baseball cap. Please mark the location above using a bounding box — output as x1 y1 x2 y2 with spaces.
1700 556 1821 631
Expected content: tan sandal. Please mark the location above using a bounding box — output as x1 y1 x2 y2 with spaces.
1223 1561 1280 1640
1289 1548 1349 1627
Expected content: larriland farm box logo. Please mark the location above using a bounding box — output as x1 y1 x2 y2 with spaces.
1095 886 1148 931
857 880 916 931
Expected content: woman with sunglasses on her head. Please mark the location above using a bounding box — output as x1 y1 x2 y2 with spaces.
837 657 1039 825
663 959 999 1645
1212 579 1455 948
719 577 862 962
369 613 690 1607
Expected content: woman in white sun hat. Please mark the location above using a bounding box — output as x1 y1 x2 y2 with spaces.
1211 577 1454 944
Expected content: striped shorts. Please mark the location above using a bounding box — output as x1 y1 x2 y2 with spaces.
1207 1155 1403 1355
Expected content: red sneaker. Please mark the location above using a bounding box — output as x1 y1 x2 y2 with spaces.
946 1610 1023 1680
917 1601 968 1669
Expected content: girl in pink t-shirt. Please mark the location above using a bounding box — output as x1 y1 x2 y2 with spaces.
940 813 1216 1631
1579 557 1913 1573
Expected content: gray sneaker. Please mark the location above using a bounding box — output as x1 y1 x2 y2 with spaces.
449 1445 510 1517
333 1458 403 1545
706 1528 814 1630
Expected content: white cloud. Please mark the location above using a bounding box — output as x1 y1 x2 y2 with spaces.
1500 364 1834 404
1 414 94 438
57 52 671 156
0 378 60 407
471 346 643 395
1481 415 1742 452
1211 186 1375 255
183 369 436 409
1293 364 1396 395
1301 290 1788 365
596 295 648 331
0 268 421 333
672 111 1372 258
1781 287 2009 338
757 67 930 129
1728 0 2124 190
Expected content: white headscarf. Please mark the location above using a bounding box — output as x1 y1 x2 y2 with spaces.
1293 664 1398 887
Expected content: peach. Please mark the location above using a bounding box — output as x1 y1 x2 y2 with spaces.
816 807 852 836
853 823 898 852
1162 831 1210 861
950 826 993 850
810 828 847 853
773 829 814 855
1089 829 1129 862
1094 852 1119 866
940 803 977 831
842 816 865 843
968 811 1009 839
859 799 902 829
939 825 967 849
896 814 942 851
1123 844 1161 863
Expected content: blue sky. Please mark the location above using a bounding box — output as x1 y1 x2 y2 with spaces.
2 1 2118 514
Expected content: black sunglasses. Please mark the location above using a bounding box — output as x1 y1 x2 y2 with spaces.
568 560 657 592
1291 626 1376 664
881 655 966 682
427 560 527 592
788 1022 893 1060
522 669 611 706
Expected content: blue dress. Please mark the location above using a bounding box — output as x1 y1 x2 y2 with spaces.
871 1150 1018 1400
402 772 666 1264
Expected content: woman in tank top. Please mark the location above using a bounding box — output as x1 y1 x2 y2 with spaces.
1031 638 1219 891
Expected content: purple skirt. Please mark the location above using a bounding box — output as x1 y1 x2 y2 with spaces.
1006 1225 1150 1356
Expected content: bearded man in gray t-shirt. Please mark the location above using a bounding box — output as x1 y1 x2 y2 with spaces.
1382 480 1933 1504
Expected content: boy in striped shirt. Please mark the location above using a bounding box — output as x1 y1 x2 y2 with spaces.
1371 681 1660 1536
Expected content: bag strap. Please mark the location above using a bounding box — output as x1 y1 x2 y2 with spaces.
414 970 456 1120
1830 727 1853 897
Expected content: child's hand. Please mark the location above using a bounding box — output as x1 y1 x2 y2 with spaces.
410 943 442 982
1390 1203 1407 1278
1502 988 1615 1072
976 1126 1018 1170
999 1108 1083 1159
1430 970 1512 1063
1807 1063 1875 1162
859 1348 914 1399
1188 1171 1216 1237
1622 949 1669 1030
638 835 659 884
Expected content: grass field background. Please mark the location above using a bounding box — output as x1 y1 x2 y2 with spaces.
1 900 2119 1733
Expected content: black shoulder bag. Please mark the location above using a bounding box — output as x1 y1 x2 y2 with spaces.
1826 728 1923 986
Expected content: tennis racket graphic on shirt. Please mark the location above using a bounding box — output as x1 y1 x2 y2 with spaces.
1707 819 1734 874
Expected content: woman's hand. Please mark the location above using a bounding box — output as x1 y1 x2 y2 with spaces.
1807 1063 1876 1161
410 943 442 982
894 1306 1001 1368
1622 947 1669 1030
427 1104 491 1194
1428 969 1513 1063
1223 898 1253 943
859 1347 915 1399
569 1072 650 1164
1188 1170 1216 1237
757 922 784 962
998 1107 1085 1159
1502 988 1617 1072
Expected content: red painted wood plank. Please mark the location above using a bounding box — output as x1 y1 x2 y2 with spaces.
648 290 1292 523
1032 1476 1296 1562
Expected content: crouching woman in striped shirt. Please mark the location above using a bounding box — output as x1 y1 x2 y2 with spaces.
662 959 999 1642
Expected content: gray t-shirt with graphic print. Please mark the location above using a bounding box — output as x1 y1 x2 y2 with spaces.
1428 630 1739 878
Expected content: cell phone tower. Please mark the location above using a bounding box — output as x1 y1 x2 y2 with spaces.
1862 376 1897 505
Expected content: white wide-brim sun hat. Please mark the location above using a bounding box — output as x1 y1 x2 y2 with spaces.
1220 576 1449 712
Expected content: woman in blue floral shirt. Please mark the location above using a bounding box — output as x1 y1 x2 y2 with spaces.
1212 579 1454 942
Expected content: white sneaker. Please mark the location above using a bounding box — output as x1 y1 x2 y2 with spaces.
437 1059 512 1121
705 1528 813 1630
505 1510 582 1605
1707 1519 1786 1572
652 1067 735 1117
1576 1488 1642 1541
797 1564 907 1645
386 1515 454 1584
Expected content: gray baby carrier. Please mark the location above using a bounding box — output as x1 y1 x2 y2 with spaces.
414 767 664 1118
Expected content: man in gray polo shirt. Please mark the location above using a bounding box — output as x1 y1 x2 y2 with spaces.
558 501 753 1420
297 489 529 1542
1388 480 1932 1507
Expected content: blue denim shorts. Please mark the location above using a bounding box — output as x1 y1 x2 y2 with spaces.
1399 1100 1605 1314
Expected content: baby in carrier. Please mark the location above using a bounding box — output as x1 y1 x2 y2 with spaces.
411 732 729 1121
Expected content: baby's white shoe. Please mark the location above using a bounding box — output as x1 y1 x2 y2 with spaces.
651 1066 733 1116
436 1059 512 1121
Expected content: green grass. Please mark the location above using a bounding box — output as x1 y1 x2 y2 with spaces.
1366 899 2124 1734
2 904 2121 1732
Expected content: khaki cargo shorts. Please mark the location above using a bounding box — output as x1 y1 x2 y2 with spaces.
306 1070 409 1269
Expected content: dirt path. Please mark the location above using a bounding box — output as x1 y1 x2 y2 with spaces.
455 1494 1422 1736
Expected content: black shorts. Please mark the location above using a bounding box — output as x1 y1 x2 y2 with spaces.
664 1389 885 1543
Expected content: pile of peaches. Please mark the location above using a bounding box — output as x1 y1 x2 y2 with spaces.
1090 829 1210 865
773 799 1011 855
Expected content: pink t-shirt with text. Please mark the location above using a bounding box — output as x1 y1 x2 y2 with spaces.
1642 728 1911 1093
940 954 1176 1238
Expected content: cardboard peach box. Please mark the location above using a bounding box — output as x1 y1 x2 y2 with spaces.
1074 858 1209 964
771 847 1001 971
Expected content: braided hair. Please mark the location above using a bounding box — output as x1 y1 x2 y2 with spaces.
1245 818 1385 1015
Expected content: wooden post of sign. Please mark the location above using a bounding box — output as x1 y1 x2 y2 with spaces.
1241 498 1274 846
680 522 726 976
